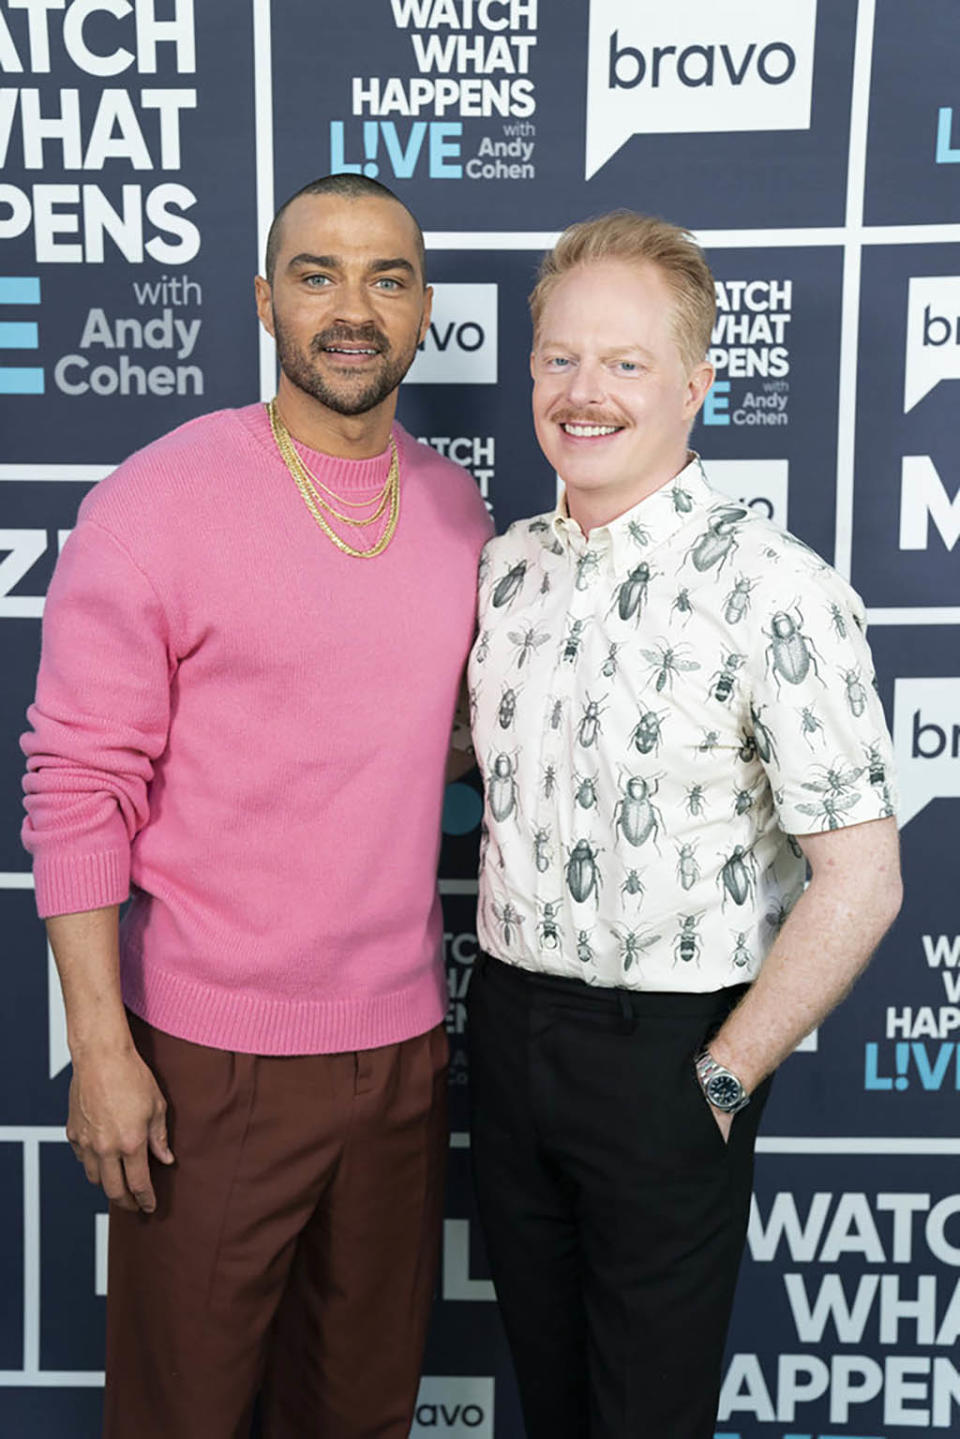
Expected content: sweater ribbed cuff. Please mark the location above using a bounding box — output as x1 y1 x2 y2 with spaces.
33 849 130 918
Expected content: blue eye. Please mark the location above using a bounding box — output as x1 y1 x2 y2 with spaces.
617 360 639 373
304 274 331 287
375 278 401 290
547 356 571 369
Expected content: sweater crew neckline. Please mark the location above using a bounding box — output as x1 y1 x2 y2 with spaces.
238 401 401 493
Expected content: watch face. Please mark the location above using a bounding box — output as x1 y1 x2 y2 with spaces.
706 1073 743 1111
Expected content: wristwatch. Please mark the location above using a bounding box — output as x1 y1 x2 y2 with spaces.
695 1049 750 1115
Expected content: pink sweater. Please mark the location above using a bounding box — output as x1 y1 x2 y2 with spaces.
21 404 492 1055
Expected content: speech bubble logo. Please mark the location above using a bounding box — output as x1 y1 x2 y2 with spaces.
893 677 960 827
585 0 817 180
903 276 960 412
707 458 789 528
406 283 497 385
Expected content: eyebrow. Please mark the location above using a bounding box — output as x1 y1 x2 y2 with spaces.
287 253 417 278
537 339 656 360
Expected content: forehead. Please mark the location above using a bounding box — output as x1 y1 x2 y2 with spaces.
539 260 677 344
276 193 422 269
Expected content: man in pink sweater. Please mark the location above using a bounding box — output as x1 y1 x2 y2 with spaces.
21 175 492 1438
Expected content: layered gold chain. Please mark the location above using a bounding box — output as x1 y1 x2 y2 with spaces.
267 399 400 559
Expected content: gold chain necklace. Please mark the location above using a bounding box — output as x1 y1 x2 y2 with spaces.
267 399 401 559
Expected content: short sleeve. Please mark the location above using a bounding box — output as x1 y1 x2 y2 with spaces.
745 568 897 836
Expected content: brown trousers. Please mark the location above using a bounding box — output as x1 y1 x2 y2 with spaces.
103 1013 449 1439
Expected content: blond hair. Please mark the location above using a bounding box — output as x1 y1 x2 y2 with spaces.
529 211 716 373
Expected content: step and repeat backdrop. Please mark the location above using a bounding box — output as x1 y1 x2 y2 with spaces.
1 1 958 1435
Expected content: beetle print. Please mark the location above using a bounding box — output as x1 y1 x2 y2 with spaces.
799 704 825 749
474 629 490 664
717 845 757 909
749 704 779 766
574 772 600 810
629 707 664 756
698 729 720 756
732 785 756 816
675 841 700 891
541 762 558 800
491 560 527 609
684 782 707 817
566 840 603 905
672 483 694 514
763 605 823 691
685 506 747 574
612 562 654 625
549 698 564 731
841 667 868 718
614 774 664 850
627 519 651 547
577 693 608 748
620 868 645 904
488 752 519 822
497 685 520 730
723 575 756 625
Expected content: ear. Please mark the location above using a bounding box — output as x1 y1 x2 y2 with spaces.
254 275 275 338
684 360 715 421
529 349 537 380
418 285 434 345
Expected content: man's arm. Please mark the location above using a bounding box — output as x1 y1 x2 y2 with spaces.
48 907 174 1213
706 816 902 1136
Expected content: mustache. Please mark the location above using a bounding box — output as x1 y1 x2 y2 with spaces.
311 324 390 356
551 410 625 428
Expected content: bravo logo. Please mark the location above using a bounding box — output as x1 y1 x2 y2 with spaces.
585 0 817 179
904 276 960 412
706 458 789 528
412 1378 494 1437
406 284 498 385
893 678 960 827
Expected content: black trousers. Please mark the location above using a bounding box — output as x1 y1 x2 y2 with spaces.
467 953 771 1439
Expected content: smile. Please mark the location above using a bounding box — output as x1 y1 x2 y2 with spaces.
324 346 380 356
560 423 622 438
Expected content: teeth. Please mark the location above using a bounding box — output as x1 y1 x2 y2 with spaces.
328 347 377 355
562 423 619 437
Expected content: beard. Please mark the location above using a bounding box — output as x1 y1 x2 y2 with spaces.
273 314 422 416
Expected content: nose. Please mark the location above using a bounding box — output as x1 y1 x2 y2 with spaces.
331 278 377 328
564 358 607 409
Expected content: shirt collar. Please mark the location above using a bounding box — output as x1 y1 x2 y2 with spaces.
548 453 714 573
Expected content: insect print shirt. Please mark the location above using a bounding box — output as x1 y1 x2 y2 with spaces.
468 455 897 992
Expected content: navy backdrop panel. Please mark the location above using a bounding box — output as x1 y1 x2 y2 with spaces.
1 3 958 1437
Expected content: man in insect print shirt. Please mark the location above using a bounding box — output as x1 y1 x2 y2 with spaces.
467 212 902 1439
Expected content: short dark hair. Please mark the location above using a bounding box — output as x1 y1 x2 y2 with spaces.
264 175 427 285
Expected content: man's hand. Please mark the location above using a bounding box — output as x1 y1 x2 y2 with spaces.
67 1048 174 1213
